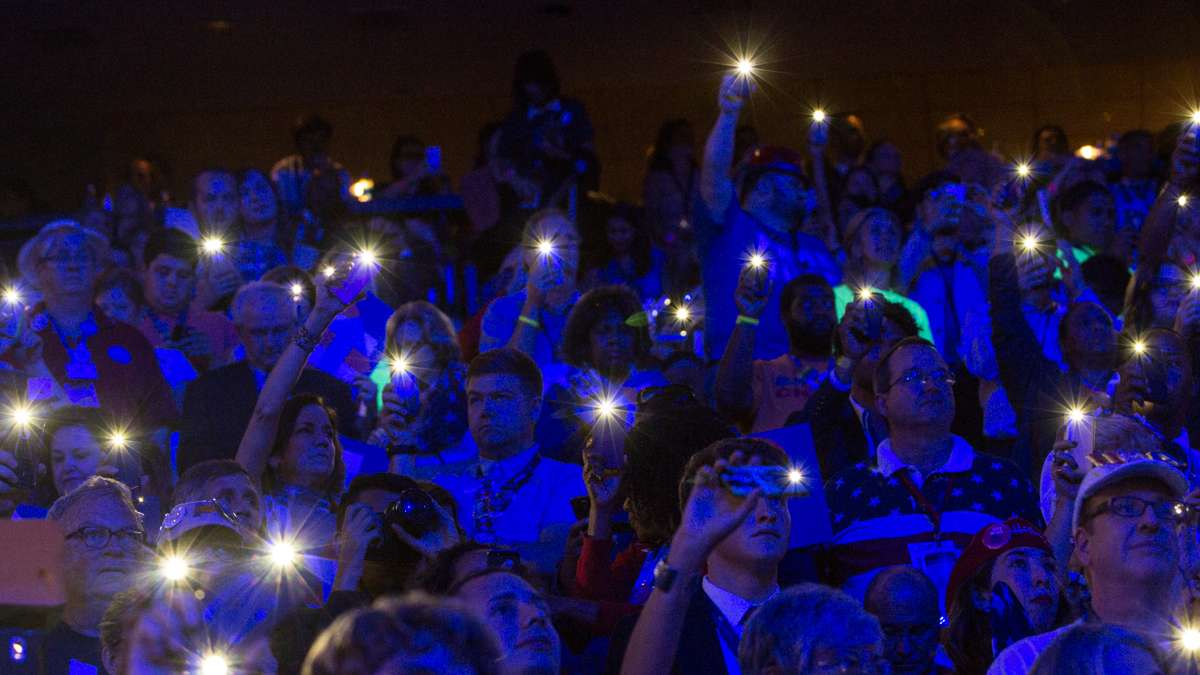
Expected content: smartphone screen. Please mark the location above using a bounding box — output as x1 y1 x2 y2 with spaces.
720 465 809 498
425 146 442 174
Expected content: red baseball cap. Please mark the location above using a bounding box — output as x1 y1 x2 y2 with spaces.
944 518 1051 614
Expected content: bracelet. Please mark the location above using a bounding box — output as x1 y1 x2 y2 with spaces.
736 315 760 326
294 325 319 352
518 315 541 329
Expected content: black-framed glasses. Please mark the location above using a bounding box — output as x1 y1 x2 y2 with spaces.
1086 495 1189 524
636 383 697 406
65 526 146 550
886 368 956 392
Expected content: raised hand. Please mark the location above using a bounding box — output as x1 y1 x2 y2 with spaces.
717 74 752 114
734 265 772 319
668 452 761 572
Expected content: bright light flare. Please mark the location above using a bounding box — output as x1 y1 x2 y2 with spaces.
2 287 20 306
811 109 826 124
735 58 755 76
159 555 189 582
108 430 129 452
356 248 379 267
321 265 336 278
8 402 33 431
1191 110 1200 126
1075 145 1102 161
1191 273 1200 291
593 395 619 422
1066 407 1086 425
200 236 225 256
349 178 374 203
535 239 555 257
389 354 410 376
290 282 304 300
1181 627 1200 651
1015 162 1032 179
269 540 297 567
856 287 875 302
200 653 230 675
1180 194 1190 208
1018 232 1041 254
674 305 690 323
787 468 803 484
1132 339 1148 356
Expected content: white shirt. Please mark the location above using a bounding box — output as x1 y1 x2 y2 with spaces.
875 435 976 488
702 577 779 675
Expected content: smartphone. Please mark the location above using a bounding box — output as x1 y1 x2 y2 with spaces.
330 257 374 305
733 75 752 98
864 298 882 342
1058 413 1095 461
425 146 442 174
720 465 809 498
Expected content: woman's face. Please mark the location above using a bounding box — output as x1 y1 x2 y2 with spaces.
989 547 1060 633
588 308 636 374
239 172 278 225
277 404 336 488
606 217 635 255
860 213 900 266
96 285 138 323
50 425 108 497
1150 264 1188 328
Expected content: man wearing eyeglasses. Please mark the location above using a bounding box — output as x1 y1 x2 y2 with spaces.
44 476 146 674
990 458 1190 673
824 337 1039 613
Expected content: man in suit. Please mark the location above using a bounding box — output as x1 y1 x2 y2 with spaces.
178 281 356 473
610 437 791 675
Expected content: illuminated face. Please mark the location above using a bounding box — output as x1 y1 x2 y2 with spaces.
860 212 901 266
467 374 540 455
37 232 99 298
588 309 636 375
193 171 238 232
96 285 138 323
60 495 143 607
239 170 278 226
1077 480 1180 587
50 425 108 497
143 254 196 315
708 463 791 569
989 547 1060 633
455 572 560 675
878 345 955 430
274 404 337 489
206 473 263 531
236 297 296 371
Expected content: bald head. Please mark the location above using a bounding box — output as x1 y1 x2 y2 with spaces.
865 566 941 675
866 566 938 615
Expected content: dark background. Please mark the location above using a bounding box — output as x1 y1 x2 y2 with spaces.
4 0 1200 212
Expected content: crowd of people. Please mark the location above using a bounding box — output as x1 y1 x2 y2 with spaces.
2 47 1200 674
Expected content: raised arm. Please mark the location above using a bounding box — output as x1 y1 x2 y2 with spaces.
807 121 838 252
236 280 354 481
715 265 772 428
699 75 750 221
1139 126 1199 268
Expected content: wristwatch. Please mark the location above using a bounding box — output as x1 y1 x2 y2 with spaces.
653 558 680 593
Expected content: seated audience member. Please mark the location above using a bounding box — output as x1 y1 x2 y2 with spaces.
179 280 355 473
136 227 239 373
864 566 948 675
43 477 146 674
18 220 176 430
163 167 239 241
824 337 1039 605
172 459 264 532
576 390 734 605
235 275 360 550
738 584 887 675
716 272 836 433
368 301 470 476
613 438 793 675
93 267 143 324
990 459 1189 673
98 588 151 675
794 297 920 478
330 473 460 602
155 498 254 591
480 208 581 388
697 75 839 361
944 519 1068 675
302 594 501 675
233 167 320 282
551 285 667 461
581 200 666 303
1029 623 1169 675
834 208 932 342
429 348 585 575
271 113 351 219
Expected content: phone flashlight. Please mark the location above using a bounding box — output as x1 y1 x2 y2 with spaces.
1015 162 1032 179
1179 194 1190 208
1181 627 1200 651
159 555 189 582
1019 234 1041 254
200 653 230 675
200 235 225 256
108 430 129 452
535 239 555 257
2 287 20 306
811 109 826 124
674 305 690 323
269 540 297 567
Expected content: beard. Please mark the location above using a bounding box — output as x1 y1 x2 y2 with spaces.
787 322 834 356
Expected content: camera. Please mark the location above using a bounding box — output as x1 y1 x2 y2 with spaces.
383 487 440 538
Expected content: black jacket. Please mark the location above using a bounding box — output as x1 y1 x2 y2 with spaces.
178 361 356 474
789 378 871 481
606 587 729 675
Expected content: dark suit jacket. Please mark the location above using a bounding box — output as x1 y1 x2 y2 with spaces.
178 361 356 474
788 378 871 480
605 587 728 675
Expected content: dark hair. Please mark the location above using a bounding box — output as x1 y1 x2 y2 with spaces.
173 459 254 510
1123 258 1187 334
342 473 420 514
265 393 346 503
780 273 833 320
512 49 561 106
385 301 463 374
872 336 939 396
1117 129 1154 147
622 397 734 545
1052 180 1110 240
648 119 694 172
293 114 333 144
190 167 236 205
678 437 790 509
935 113 980 158
262 265 315 307
467 348 543 400
835 299 920 360
95 267 144 309
1056 301 1112 370
865 139 898 166
560 286 652 370
945 556 998 674
236 167 300 252
580 195 653 279
142 226 198 268
411 541 533 597
1031 125 1069 157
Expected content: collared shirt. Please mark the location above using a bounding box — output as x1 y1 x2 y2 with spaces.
702 577 779 675
875 437 975 489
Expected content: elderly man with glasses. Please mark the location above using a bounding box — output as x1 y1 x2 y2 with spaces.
824 337 1039 614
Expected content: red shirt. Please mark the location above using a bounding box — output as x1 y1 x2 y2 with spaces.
33 305 178 427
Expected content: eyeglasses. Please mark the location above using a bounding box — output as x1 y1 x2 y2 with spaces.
886 368 956 392
65 526 146 550
1086 495 1189 524
636 383 697 406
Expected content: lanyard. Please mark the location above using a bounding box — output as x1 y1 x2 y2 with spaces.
896 469 957 537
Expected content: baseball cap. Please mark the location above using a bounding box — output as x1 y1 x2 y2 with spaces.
945 518 1051 615
157 499 248 545
1071 458 1188 532
737 146 808 195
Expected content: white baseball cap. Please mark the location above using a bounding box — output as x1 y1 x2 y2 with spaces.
1071 459 1188 531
